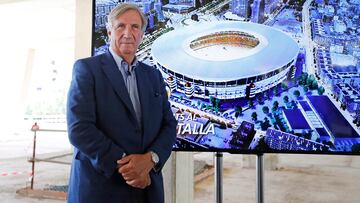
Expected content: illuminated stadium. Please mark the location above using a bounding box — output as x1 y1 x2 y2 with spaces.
151 21 299 99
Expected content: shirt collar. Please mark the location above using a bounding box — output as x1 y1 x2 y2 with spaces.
109 47 139 72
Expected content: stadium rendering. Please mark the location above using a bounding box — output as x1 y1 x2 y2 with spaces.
151 21 300 99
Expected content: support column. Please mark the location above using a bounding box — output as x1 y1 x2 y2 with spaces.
75 0 92 60
163 152 194 203
163 152 175 203
175 152 194 203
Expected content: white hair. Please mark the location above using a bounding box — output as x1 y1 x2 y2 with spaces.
106 3 147 32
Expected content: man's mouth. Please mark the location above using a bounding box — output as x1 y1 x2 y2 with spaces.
121 42 134 44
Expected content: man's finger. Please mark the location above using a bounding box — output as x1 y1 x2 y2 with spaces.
120 170 137 179
118 163 133 174
126 175 149 189
122 174 136 181
126 180 142 188
117 155 131 165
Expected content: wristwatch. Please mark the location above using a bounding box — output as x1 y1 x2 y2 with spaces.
150 151 159 166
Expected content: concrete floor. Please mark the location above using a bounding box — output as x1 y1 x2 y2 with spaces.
195 165 360 203
0 155 69 203
194 153 360 203
1 153 360 203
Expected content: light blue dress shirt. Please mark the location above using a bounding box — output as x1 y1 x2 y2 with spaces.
109 48 142 127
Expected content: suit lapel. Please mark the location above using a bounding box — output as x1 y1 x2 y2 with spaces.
101 51 137 118
135 63 151 137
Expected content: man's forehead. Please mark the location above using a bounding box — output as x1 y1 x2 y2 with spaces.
115 10 142 22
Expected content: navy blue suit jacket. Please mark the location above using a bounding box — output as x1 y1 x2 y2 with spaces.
66 51 177 203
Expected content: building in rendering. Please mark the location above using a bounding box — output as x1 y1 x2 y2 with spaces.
151 21 299 99
231 0 250 19
250 0 265 23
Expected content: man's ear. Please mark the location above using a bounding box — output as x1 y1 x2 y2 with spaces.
107 30 112 38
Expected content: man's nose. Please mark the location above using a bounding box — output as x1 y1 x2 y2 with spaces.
123 26 131 37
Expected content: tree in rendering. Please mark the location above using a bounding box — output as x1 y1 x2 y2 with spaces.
290 100 298 109
298 72 308 85
273 86 279 96
251 112 258 121
306 74 315 87
303 85 309 92
260 117 271 131
262 106 269 114
310 80 318 90
283 95 289 104
293 90 301 98
235 105 242 118
318 86 325 95
215 98 221 111
263 90 269 99
273 101 279 109
209 96 216 107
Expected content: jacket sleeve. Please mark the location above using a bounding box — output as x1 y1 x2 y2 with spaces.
67 59 125 178
148 70 177 172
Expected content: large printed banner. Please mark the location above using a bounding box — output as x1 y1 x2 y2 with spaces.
93 0 360 154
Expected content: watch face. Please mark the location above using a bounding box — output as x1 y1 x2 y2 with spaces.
151 152 159 164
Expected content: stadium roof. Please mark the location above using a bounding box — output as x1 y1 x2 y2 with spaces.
151 21 299 82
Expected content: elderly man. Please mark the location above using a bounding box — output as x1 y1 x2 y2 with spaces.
66 3 177 203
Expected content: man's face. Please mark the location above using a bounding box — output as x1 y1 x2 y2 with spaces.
108 9 144 60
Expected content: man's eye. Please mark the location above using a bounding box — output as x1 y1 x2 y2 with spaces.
116 24 125 29
132 25 140 29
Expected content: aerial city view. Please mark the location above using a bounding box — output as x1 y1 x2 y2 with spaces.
94 0 360 153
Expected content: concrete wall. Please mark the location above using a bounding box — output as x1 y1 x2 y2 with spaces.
75 0 92 60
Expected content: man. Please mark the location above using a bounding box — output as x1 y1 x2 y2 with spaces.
66 3 177 203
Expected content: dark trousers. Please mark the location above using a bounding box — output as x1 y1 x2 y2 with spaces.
127 188 146 203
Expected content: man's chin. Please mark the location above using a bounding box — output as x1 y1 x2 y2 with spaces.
121 50 135 55
119 46 135 52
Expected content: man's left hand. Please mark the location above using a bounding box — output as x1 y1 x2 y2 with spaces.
117 153 154 182
125 173 151 189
